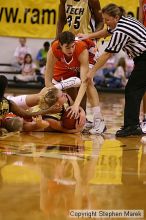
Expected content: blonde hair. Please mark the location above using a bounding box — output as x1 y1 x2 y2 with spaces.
39 87 59 110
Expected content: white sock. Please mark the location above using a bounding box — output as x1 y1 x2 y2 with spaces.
91 106 103 119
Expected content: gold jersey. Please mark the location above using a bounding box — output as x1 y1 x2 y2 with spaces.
65 0 93 34
0 98 10 118
0 98 10 126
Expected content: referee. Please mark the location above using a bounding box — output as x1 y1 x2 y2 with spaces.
80 3 146 137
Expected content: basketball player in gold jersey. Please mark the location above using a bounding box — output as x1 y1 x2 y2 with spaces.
56 0 103 36
55 0 105 134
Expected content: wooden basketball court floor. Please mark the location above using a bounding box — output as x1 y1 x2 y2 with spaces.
0 91 146 220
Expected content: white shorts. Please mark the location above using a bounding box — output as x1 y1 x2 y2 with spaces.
7 95 29 110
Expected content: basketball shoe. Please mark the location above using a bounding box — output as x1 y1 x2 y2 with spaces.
89 117 106 134
55 77 81 90
85 119 93 128
82 119 93 133
116 125 143 137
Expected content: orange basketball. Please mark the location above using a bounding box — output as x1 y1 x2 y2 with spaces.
61 109 78 129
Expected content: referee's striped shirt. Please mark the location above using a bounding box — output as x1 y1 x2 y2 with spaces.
105 16 146 59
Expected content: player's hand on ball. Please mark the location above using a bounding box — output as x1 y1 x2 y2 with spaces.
67 105 79 119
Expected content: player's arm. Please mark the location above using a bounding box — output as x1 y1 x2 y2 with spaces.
66 94 86 126
67 49 89 118
10 101 58 118
56 0 67 38
89 28 109 40
10 101 33 118
89 0 104 31
47 118 83 133
139 0 144 23
88 51 113 80
23 116 49 132
44 48 57 87
74 49 89 108
78 28 109 41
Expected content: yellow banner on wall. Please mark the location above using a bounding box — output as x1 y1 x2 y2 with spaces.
0 0 139 39
0 0 60 39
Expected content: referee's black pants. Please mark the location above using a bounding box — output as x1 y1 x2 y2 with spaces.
124 51 146 127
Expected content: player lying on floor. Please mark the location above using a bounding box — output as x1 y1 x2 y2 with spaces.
0 75 67 133
7 76 81 110
31 87 86 133
23 87 86 133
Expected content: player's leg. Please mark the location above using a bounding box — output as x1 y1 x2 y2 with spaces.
7 94 39 109
23 116 50 131
43 118 63 132
86 82 106 134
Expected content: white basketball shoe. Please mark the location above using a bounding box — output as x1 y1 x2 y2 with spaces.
89 117 106 135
